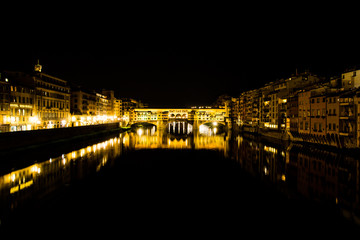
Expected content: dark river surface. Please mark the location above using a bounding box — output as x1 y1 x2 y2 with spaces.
1 127 360 235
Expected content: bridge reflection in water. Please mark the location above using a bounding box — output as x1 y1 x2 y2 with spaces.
167 121 193 135
1 127 360 229
130 125 226 150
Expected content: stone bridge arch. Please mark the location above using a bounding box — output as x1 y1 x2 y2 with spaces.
198 121 226 135
131 122 158 129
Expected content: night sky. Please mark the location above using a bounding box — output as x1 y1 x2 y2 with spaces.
1 5 359 108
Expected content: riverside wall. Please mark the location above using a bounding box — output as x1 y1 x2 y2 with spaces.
0 123 122 151
239 125 356 150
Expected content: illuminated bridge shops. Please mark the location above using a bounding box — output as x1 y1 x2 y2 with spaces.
132 108 228 134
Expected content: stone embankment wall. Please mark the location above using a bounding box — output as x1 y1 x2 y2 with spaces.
0 123 121 151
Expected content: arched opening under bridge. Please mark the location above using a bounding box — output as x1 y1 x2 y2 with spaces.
131 122 157 130
199 121 226 135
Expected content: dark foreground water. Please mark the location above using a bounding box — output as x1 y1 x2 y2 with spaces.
1 129 360 235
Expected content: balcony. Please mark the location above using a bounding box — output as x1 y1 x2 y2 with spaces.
339 102 354 106
339 111 355 119
339 132 354 137
339 116 355 120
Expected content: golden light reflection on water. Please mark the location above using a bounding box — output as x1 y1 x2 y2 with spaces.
0 129 228 220
0 136 122 201
0 129 227 199
124 127 227 150
1 128 360 226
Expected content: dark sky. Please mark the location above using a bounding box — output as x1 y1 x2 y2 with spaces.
1 5 359 108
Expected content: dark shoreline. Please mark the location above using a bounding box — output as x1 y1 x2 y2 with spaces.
238 129 360 158
0 123 123 151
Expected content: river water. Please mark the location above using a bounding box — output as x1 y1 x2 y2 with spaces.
1 127 360 234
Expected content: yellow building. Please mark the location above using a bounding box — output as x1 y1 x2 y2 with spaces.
0 74 11 132
114 98 121 119
1 71 39 131
96 93 109 117
33 63 71 129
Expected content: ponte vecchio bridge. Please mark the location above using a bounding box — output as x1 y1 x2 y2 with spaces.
131 108 228 134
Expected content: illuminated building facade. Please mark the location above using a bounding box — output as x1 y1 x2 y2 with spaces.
298 90 311 135
259 84 273 128
326 92 340 146
341 69 360 90
235 69 360 148
71 88 97 116
339 90 357 148
33 64 71 129
70 88 122 126
114 98 121 119
70 88 97 126
309 93 327 140
96 93 109 117
102 89 122 119
287 92 299 134
121 98 148 124
9 77 36 131
0 63 137 131
101 90 115 117
2 71 38 131
0 73 10 132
